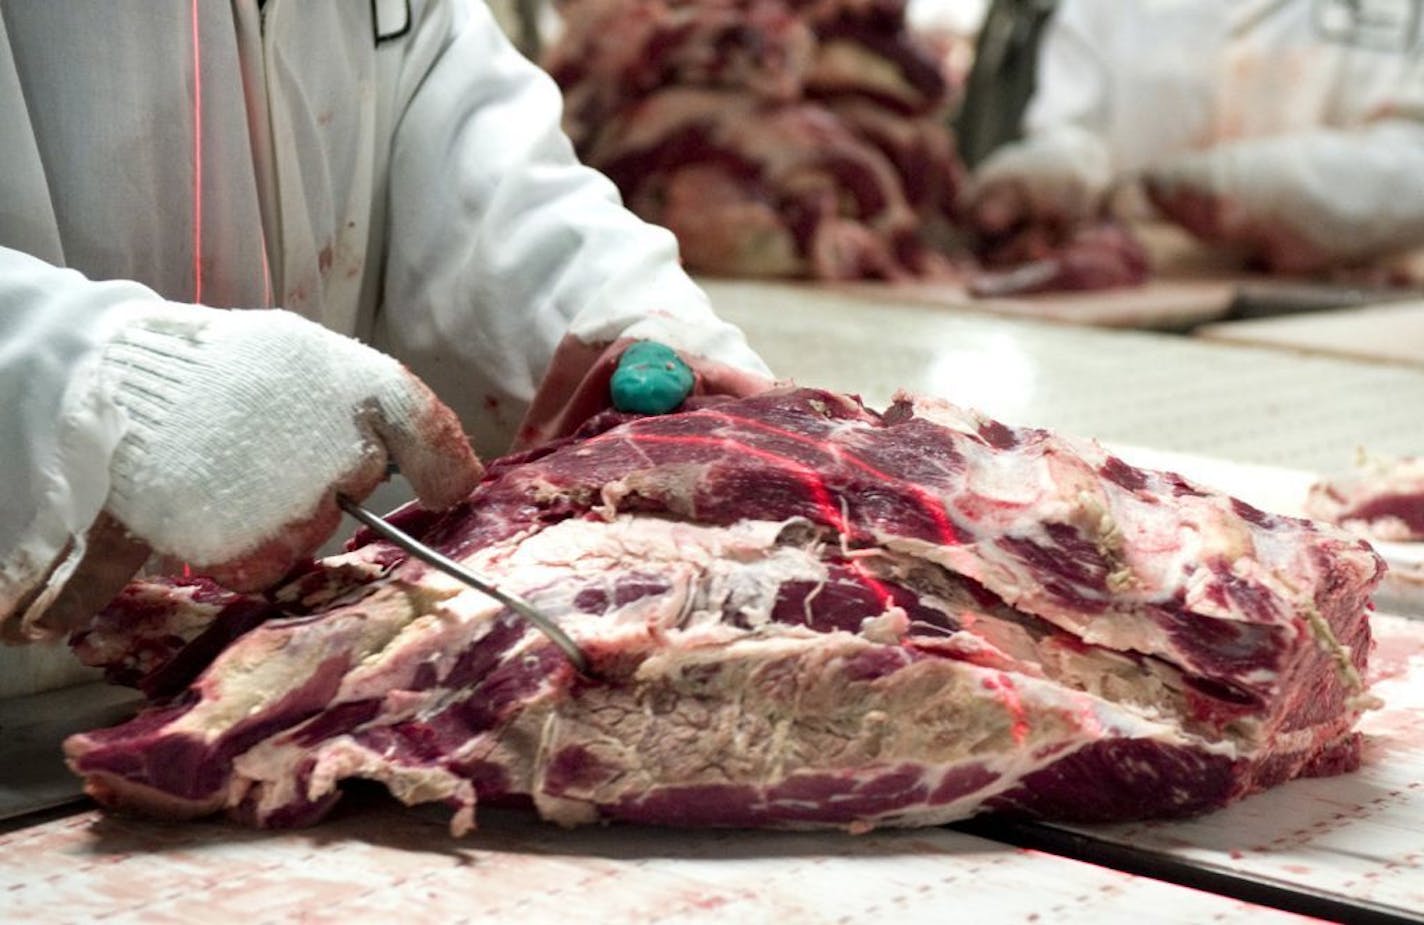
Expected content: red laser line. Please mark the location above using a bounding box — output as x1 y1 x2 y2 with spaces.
846 559 897 610
259 227 273 307
983 672 1030 744
190 0 204 303
705 410 961 547
627 432 899 606
628 433 849 532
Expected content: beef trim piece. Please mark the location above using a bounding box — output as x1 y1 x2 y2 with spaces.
66 388 1383 834
967 224 1151 298
1306 453 1424 543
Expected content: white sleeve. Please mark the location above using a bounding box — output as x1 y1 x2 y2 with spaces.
1020 0 1112 140
374 0 767 453
0 247 161 626
1151 119 1424 263
970 0 1115 215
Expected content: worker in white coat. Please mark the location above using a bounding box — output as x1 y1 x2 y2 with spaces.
964 0 1424 274
0 0 772 645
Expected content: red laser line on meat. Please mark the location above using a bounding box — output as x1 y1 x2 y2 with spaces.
982 672 1030 744
1074 700 1104 739
625 432 899 608
705 409 961 547
623 433 849 533
851 563 897 612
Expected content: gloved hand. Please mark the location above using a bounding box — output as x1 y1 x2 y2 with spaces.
1144 149 1332 274
17 305 483 641
516 335 775 449
963 127 1115 246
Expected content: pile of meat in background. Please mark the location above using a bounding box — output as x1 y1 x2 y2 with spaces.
545 0 968 281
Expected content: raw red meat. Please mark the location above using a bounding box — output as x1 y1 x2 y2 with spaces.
70 578 278 700
968 224 1151 298
545 0 965 280
585 90 928 279
66 389 1383 833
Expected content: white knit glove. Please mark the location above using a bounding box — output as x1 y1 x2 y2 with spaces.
26 305 482 638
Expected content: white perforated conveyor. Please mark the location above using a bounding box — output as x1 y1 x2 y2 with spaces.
0 801 1313 924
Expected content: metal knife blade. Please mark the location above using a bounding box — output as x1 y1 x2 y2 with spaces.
336 495 591 675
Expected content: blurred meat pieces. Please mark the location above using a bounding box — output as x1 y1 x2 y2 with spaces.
546 0 967 280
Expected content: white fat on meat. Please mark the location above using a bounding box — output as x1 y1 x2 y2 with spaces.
62 388 1383 834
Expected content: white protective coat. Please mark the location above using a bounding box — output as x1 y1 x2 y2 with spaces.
0 0 770 653
973 0 1424 261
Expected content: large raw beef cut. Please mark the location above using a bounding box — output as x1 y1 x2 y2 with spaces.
66 388 1383 833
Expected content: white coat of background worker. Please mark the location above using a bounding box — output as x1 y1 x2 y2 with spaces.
964 0 1424 274
0 0 772 646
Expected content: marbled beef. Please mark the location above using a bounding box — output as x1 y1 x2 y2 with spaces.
66 388 1383 833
